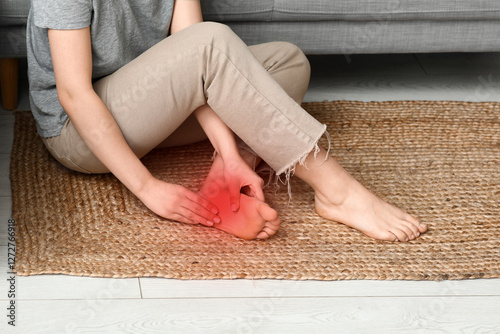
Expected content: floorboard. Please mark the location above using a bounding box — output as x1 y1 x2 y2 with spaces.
0 246 142 301
139 277 500 299
1 297 499 333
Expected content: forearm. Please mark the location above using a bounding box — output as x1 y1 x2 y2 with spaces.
194 104 241 160
63 90 153 196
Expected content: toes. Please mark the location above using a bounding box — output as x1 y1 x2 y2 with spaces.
401 223 418 240
267 217 281 226
384 231 399 242
389 228 409 242
404 213 427 233
257 202 279 222
256 203 280 239
390 234 399 242
256 224 279 239
402 220 420 239
418 222 428 233
385 218 426 242
257 231 270 239
258 203 280 238
262 226 278 237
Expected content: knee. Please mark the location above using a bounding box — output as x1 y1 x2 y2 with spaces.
183 22 246 55
194 21 239 43
267 42 310 101
270 42 310 84
282 42 311 83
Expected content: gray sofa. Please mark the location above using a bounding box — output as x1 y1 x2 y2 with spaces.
2 0 500 110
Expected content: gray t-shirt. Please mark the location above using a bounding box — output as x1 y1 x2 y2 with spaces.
27 0 175 137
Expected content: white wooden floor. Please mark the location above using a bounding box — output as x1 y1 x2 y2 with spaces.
2 53 500 333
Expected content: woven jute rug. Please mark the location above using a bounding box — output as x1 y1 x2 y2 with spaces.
11 101 500 280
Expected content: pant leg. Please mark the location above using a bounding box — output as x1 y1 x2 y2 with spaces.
157 41 311 148
44 22 325 175
248 41 311 105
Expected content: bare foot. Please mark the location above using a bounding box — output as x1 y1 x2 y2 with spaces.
199 154 280 240
201 183 280 240
295 147 428 242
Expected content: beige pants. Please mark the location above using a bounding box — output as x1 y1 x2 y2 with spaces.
43 22 326 175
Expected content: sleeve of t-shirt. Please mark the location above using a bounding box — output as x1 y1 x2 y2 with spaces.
32 0 92 30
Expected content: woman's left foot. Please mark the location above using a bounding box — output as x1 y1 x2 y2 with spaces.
295 147 427 242
314 179 427 242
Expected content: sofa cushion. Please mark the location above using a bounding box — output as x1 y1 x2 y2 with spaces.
273 0 500 21
201 0 274 22
202 0 500 22
0 0 30 26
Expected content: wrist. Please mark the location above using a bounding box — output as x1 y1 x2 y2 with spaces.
129 168 156 200
216 145 241 162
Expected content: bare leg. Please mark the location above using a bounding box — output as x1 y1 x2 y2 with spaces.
294 146 428 242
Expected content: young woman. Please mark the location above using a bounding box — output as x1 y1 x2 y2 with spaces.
27 0 427 242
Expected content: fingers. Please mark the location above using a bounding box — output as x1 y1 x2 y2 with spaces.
247 175 265 201
228 180 241 212
251 180 266 202
224 159 265 209
177 208 216 227
142 180 222 226
230 178 265 211
183 190 221 226
186 191 219 215
170 212 200 226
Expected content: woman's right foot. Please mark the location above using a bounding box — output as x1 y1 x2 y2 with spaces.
203 184 280 240
199 153 280 240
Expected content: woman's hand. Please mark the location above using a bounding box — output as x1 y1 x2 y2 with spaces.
138 177 221 226
192 104 265 211
222 155 265 212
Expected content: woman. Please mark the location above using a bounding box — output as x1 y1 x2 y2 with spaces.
27 0 427 242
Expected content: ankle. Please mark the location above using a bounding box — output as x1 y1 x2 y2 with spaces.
314 186 348 208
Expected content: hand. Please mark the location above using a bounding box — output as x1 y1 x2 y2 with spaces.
137 177 221 226
222 156 265 212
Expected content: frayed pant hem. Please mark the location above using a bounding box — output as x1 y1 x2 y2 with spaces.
274 125 331 201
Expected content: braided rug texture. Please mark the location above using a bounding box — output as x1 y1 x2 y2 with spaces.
11 101 500 280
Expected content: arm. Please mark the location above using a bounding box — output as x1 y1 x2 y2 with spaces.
170 0 238 160
170 0 203 34
194 105 265 210
49 27 220 226
49 27 150 195
169 1 265 208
